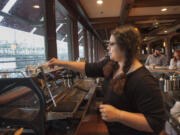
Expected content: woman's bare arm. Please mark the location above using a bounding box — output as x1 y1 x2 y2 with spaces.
48 58 86 74
117 110 153 132
100 104 153 133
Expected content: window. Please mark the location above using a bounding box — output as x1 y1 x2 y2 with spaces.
78 22 85 59
0 0 46 70
92 36 95 62
55 1 69 60
87 31 91 62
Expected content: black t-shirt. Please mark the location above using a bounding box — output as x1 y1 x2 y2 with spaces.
85 59 166 135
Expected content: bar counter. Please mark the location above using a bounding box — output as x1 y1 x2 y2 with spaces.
146 66 180 74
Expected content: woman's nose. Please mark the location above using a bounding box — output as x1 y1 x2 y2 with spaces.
107 45 111 50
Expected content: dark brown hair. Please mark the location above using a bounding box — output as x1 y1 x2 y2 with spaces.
103 25 141 94
173 50 180 62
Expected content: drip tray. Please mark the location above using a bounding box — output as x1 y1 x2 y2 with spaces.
47 101 81 120
52 102 77 112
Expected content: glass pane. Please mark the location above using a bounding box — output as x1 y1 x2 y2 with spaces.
79 46 84 58
87 31 91 62
92 36 95 62
55 2 69 60
0 0 46 71
78 22 85 59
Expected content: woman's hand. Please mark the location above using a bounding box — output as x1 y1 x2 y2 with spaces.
48 58 64 68
48 58 85 74
99 104 121 122
100 104 154 132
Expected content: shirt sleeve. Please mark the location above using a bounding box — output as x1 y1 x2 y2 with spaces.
161 55 168 66
145 55 150 65
85 58 109 78
134 75 166 134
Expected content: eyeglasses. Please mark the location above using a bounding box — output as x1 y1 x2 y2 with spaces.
107 41 117 46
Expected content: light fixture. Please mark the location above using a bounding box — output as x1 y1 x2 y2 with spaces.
163 41 166 47
97 0 103 5
33 5 40 9
161 8 167 12
164 30 168 33
153 19 159 28
134 27 139 32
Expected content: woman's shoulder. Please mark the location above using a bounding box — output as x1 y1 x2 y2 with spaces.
128 66 153 80
129 66 158 88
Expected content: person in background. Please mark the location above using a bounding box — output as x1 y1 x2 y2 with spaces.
145 47 167 66
169 50 180 69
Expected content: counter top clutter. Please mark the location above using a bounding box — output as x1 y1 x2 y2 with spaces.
0 63 99 135
1 64 180 135
147 67 180 92
163 91 180 134
146 66 180 74
170 101 180 124
0 128 23 135
149 69 180 135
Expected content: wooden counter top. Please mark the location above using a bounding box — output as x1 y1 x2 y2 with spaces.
75 83 109 135
75 112 108 135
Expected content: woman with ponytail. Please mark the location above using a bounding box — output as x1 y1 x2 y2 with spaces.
48 25 166 135
169 50 180 69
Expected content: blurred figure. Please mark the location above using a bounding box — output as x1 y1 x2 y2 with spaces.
169 50 180 69
145 47 167 66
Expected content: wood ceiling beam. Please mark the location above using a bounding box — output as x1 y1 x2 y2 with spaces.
0 11 33 26
134 22 173 28
141 19 180 36
92 23 118 30
127 14 180 22
120 0 135 24
133 0 180 7
90 17 120 24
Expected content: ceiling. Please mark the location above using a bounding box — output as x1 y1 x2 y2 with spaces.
79 0 180 43
0 0 44 35
1 0 179 45
79 0 123 18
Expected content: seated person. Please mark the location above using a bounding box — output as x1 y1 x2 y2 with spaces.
169 50 180 69
145 48 167 66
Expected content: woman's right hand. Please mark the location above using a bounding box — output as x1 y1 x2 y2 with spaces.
48 58 63 68
48 58 85 74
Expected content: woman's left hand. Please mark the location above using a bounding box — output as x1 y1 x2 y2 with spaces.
99 104 121 122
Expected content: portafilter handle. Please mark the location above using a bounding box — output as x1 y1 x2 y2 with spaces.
38 67 56 107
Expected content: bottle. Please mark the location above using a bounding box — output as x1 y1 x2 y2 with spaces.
159 76 164 91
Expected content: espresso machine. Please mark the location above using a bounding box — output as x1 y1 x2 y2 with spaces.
0 64 95 135
151 71 180 134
